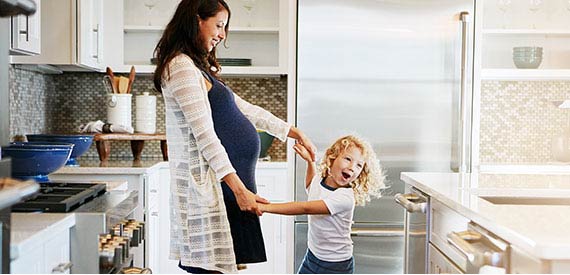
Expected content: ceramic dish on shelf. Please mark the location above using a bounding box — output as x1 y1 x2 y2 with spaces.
512 46 543 69
218 58 252 66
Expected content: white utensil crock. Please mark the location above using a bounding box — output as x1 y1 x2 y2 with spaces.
135 92 157 134
106 94 132 128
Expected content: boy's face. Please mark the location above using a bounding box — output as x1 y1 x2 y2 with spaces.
329 146 365 188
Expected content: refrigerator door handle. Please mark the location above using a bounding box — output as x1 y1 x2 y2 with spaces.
350 228 404 237
458 11 473 173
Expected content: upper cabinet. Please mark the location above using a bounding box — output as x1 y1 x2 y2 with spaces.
9 0 41 55
476 0 570 80
107 0 295 75
10 0 105 71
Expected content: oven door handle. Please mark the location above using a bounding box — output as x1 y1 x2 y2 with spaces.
395 193 427 213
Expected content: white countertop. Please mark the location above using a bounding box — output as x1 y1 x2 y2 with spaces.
401 172 570 260
53 159 286 175
10 213 75 260
53 159 168 175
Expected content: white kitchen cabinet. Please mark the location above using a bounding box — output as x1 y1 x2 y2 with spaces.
153 163 290 274
107 0 295 76
10 0 105 71
476 0 570 80
9 0 41 55
11 226 71 274
240 163 289 274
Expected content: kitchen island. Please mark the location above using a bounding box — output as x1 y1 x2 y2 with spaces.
401 172 570 273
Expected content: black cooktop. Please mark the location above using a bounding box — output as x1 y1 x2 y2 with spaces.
12 182 106 213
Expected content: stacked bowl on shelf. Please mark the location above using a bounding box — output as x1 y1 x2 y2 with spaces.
512 46 543 69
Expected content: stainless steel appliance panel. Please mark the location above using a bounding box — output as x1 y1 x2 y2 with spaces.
295 223 404 274
296 0 474 272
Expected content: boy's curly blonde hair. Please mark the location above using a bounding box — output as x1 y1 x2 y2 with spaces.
319 135 386 206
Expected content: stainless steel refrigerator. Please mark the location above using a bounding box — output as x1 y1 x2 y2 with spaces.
294 0 474 273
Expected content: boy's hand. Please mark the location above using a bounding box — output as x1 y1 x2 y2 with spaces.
294 143 313 162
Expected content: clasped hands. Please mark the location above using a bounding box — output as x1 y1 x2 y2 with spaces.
237 141 316 216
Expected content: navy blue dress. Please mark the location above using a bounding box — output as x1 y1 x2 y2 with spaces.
180 71 266 273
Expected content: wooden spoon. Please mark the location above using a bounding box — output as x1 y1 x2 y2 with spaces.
118 77 129 94
106 67 116 93
127 66 136 94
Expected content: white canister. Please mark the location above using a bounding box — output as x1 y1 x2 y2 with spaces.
135 92 157 134
107 94 132 128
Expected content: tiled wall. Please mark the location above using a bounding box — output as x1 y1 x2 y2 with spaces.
479 80 570 164
9 66 288 161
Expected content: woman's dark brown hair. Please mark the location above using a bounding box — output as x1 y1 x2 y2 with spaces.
152 0 231 93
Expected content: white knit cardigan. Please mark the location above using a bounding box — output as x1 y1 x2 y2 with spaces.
162 54 290 273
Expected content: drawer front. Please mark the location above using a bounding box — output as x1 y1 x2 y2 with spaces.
44 230 71 274
428 243 463 274
255 168 287 201
429 199 469 271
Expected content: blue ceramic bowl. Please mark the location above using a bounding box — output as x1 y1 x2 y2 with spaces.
1 142 74 183
26 134 94 166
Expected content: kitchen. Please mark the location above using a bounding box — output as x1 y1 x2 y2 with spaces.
1 0 570 274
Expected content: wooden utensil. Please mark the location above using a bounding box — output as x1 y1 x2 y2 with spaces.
118 76 130 94
127 66 136 94
106 67 116 93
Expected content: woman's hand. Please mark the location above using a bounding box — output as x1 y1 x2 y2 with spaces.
223 173 268 216
235 189 268 216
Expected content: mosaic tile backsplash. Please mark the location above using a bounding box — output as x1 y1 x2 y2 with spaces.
9 66 288 161
480 80 570 164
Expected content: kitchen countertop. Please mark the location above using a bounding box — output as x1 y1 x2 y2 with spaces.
54 159 168 174
53 159 286 175
10 213 75 260
401 172 570 260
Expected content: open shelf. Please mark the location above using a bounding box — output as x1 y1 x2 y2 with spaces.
481 69 570 80
124 25 279 34
114 64 285 76
482 29 570 36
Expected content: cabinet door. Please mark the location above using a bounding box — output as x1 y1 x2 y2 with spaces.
240 214 287 274
44 231 71 274
11 247 45 274
147 205 160 272
10 0 41 55
77 0 103 69
255 166 287 201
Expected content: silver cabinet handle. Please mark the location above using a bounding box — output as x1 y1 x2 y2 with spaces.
394 193 427 213
149 189 158 193
151 212 158 216
447 230 480 263
458 11 473 173
351 228 403 237
92 24 100 59
52 262 73 273
18 15 29 41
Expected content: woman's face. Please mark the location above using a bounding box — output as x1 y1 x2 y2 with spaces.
328 146 365 188
198 9 229 52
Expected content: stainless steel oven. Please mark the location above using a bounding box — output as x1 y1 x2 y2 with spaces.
395 187 429 274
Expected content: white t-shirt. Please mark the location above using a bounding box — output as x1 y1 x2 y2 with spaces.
306 175 355 262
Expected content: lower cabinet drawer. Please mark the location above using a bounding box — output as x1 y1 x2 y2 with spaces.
429 199 470 271
428 243 463 274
